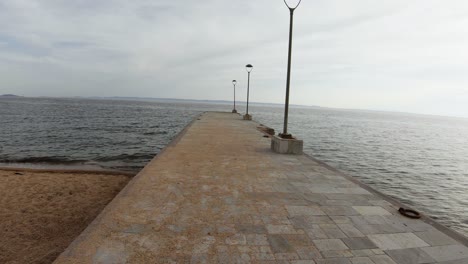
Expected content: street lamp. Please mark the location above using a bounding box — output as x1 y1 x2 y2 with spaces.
243 64 253 120
280 0 302 139
232 80 237 113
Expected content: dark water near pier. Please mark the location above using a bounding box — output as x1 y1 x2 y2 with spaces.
1 97 467 237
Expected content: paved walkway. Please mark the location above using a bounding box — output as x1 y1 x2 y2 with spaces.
55 112 468 263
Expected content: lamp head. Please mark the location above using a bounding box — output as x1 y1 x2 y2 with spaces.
232 80 237 85
245 64 253 73
284 0 302 10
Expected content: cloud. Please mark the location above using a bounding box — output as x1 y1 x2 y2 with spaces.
0 0 468 117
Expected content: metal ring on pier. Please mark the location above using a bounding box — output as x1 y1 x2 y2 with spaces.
398 207 421 219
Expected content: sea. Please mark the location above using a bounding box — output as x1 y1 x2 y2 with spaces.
1 97 467 237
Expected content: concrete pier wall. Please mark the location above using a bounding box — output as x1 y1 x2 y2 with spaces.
55 112 468 263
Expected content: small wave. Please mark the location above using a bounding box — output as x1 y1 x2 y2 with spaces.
143 131 168 136
0 156 87 164
95 153 154 162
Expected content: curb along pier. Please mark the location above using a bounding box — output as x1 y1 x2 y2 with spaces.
55 112 468 263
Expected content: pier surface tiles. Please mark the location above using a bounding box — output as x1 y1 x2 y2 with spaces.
55 112 468 263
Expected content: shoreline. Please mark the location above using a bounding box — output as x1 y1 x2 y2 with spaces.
0 166 136 177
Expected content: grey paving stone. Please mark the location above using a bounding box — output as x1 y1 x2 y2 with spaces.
352 215 388 225
385 248 435 264
338 224 365 238
309 186 340 194
330 216 353 224
325 194 374 201
291 216 334 229
266 224 302 234
287 205 326 216
219 250 250 264
246 234 269 245
217 225 236 234
351 249 375 257
268 234 295 253
380 217 414 233
192 236 216 254
336 188 372 195
371 249 385 255
280 234 314 247
313 239 349 251
352 206 391 216
321 250 354 258
368 233 429 250
302 193 328 204
262 215 292 225
236 224 267 234
321 226 348 239
342 237 378 250
369 200 393 207
225 234 247 245
250 246 276 261
275 252 300 260
355 223 407 235
369 255 397 264
421 244 468 262
350 257 374 264
291 260 317 264
414 230 458 246
252 252 276 263
321 206 360 216
325 200 354 206
402 220 434 232
296 246 323 260
305 225 329 239
437 258 468 264
316 258 352 264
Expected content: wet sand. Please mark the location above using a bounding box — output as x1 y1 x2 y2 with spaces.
0 168 132 264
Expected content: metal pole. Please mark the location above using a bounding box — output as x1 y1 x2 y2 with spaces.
246 72 250 115
282 8 294 137
233 83 236 111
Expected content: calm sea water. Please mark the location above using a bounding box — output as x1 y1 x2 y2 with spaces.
1 97 467 237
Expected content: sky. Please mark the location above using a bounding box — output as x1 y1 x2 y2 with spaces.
0 0 468 117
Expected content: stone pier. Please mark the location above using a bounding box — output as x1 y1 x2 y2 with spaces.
55 112 468 263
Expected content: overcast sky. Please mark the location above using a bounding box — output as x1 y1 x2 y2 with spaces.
1 0 467 117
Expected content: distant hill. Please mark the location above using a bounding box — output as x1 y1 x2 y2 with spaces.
0 94 21 98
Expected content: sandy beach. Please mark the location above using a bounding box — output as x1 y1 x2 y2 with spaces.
0 168 132 264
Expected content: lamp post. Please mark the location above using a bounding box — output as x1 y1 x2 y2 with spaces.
243 64 253 120
232 80 237 113
280 0 302 139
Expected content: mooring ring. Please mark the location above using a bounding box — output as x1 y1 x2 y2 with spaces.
398 207 421 219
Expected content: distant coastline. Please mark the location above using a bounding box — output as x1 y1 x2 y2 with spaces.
0 94 22 98
70 96 323 109
2 95 468 119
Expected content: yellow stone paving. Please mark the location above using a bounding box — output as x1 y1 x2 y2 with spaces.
55 112 468 263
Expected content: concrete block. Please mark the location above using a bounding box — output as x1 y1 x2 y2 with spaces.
243 114 252 120
271 135 303 154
